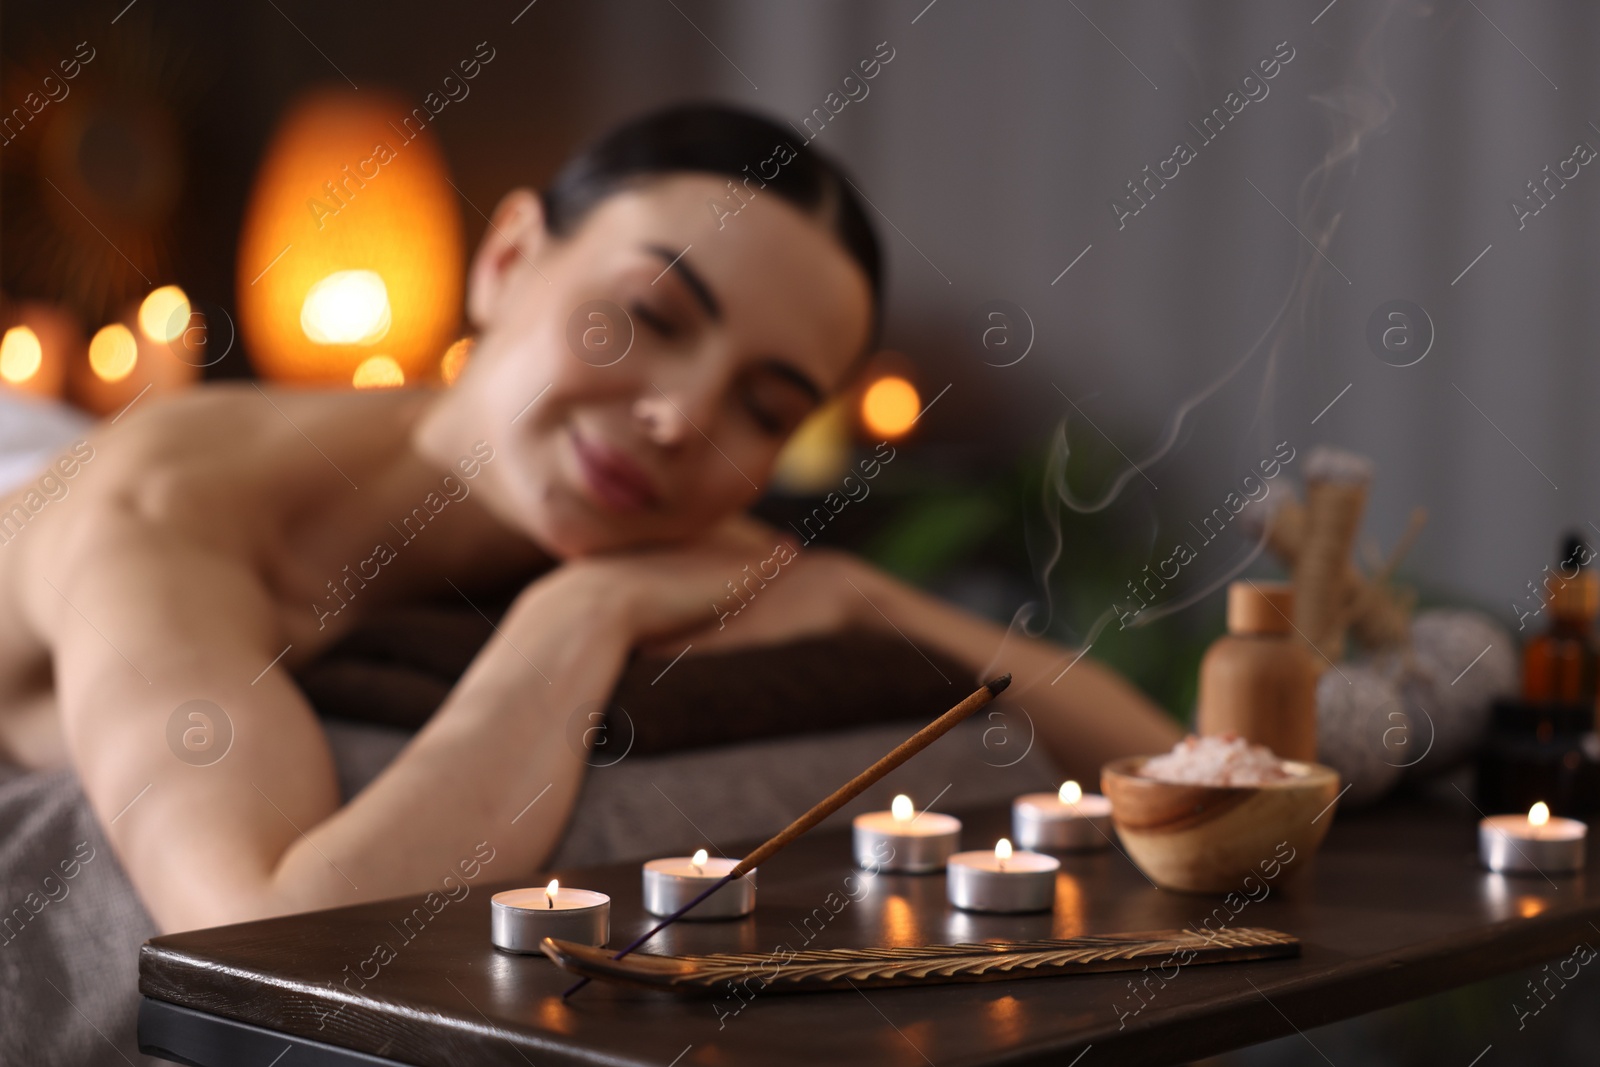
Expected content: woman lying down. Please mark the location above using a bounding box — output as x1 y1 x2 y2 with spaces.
0 104 1179 934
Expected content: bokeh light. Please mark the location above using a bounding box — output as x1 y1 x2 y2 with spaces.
139 285 191 344
0 327 43 384
440 336 473 386
352 354 404 389
861 375 920 439
302 270 392 345
89 325 139 383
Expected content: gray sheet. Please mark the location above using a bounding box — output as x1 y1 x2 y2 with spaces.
0 716 1056 1066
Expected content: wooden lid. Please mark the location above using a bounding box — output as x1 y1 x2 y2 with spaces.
1227 581 1294 635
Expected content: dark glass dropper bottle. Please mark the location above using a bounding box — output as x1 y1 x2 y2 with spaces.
1522 533 1600 717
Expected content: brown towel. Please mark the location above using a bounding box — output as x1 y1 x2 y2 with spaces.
294 603 970 757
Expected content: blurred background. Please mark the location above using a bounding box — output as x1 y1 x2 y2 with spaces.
2 0 1597 709
4 3 1599 1063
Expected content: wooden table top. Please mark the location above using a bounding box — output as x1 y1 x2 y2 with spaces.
138 796 1598 1067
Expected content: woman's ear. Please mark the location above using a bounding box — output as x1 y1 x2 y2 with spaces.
466 188 548 329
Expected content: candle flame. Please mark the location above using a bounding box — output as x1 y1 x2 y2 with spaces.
995 838 1013 869
1529 802 1551 828
1059 780 1083 805
545 879 558 909
691 848 708 871
891 794 914 822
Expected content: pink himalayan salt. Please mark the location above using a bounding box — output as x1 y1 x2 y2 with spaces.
1139 734 1292 787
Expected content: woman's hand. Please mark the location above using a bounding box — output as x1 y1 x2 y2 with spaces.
514 516 868 654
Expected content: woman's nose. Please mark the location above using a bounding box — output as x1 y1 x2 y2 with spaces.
633 381 715 448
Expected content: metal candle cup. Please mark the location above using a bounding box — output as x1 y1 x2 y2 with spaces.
1012 784 1114 852
947 841 1060 913
852 795 961 873
491 885 610 953
1479 806 1587 875
642 854 757 919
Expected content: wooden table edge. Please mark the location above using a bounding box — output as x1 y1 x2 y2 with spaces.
138 898 1595 1067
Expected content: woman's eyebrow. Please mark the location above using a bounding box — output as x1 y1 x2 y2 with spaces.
645 244 721 319
640 245 823 403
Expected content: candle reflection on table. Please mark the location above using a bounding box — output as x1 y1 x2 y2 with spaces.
1052 872 1086 938
863 869 945 947
536 995 576 1035
982 994 1027 1048
646 915 760 957
880 893 920 946
945 906 1057 945
1481 872 1570 923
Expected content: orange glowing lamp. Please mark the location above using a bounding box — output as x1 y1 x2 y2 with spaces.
236 91 464 385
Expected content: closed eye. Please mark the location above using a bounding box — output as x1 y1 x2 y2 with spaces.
740 371 818 437
630 301 682 340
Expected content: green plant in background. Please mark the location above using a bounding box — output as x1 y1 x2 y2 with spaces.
863 490 1008 587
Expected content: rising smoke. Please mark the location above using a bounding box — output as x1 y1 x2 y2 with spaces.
989 1 1402 692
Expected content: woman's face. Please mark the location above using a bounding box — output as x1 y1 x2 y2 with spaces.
424 174 874 558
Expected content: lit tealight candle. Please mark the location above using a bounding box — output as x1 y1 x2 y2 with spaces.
1012 780 1115 852
852 793 962 873
947 837 1060 913
490 878 609 954
642 847 757 919
1480 802 1587 876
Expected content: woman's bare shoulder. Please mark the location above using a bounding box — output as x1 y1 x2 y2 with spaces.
6 384 428 570
94 383 429 470
0 385 436 647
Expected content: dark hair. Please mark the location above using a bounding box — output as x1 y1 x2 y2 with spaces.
542 103 883 344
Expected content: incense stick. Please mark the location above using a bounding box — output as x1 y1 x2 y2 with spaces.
560 673 1011 998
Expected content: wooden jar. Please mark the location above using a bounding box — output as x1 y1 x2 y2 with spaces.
1196 582 1319 761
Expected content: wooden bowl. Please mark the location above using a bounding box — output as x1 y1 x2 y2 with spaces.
1100 757 1342 894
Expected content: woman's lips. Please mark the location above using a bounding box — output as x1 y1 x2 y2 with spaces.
570 430 660 513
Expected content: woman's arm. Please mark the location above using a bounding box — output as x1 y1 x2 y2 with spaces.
665 531 1184 778
629 518 1184 778
42 502 832 933
40 502 633 932
830 557 1183 780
